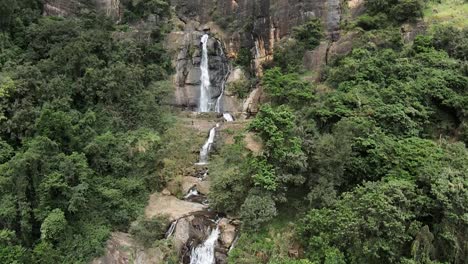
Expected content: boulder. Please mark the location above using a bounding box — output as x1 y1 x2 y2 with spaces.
218 218 237 248
161 188 172 196
172 216 193 252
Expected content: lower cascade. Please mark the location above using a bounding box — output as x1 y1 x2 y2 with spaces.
196 123 219 165
189 227 220 264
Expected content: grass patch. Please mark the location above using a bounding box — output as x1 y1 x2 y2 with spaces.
424 0 468 28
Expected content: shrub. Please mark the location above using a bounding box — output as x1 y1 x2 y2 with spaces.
292 18 324 50
129 215 169 248
272 38 306 73
365 0 425 22
235 47 253 70
40 209 67 242
356 13 389 30
240 191 277 230
227 78 251 99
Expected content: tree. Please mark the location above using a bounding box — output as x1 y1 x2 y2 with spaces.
292 18 323 50
129 215 168 247
0 0 18 30
299 179 420 264
240 191 277 230
249 104 304 168
262 67 314 106
40 209 67 242
364 0 424 22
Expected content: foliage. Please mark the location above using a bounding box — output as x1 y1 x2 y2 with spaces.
292 18 324 50
356 13 390 30
240 191 277 231
122 0 170 22
235 47 253 70
262 67 314 106
209 140 252 213
272 38 306 73
129 215 169 248
299 179 421 264
432 25 468 60
0 3 173 263
40 209 67 242
238 12 468 264
227 77 252 99
249 104 304 167
365 0 425 22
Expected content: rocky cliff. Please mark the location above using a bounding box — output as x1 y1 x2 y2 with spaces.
171 0 341 63
43 0 121 19
169 0 344 112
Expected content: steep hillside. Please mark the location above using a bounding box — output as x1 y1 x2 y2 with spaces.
0 0 466 264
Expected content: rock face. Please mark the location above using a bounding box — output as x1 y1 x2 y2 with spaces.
171 0 342 61
92 232 165 264
169 0 343 109
145 193 207 221
171 31 230 111
43 0 121 19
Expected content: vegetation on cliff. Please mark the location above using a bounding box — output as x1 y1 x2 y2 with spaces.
0 0 173 262
211 1 467 263
0 0 466 263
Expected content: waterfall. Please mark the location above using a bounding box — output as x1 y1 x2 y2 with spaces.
189 227 220 264
184 188 199 199
165 220 178 238
199 34 212 112
196 123 219 165
215 40 230 113
223 113 234 122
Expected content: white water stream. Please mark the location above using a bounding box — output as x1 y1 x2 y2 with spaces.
165 220 178 238
189 227 220 264
199 34 212 112
223 113 234 122
196 123 219 165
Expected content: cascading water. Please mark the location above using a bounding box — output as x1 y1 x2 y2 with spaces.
199 34 212 112
165 220 178 238
190 227 220 264
184 188 199 199
196 123 219 165
223 113 234 122
215 40 230 113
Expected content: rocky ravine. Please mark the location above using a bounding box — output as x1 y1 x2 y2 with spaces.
92 116 241 264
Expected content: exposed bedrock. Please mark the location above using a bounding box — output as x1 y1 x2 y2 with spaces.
43 0 121 19
168 0 344 110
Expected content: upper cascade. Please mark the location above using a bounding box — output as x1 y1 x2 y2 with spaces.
199 34 212 112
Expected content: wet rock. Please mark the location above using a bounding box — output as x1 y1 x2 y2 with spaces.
181 176 211 195
215 252 228 264
145 194 206 221
244 132 262 154
348 0 366 18
172 0 343 62
242 87 264 115
328 31 361 61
